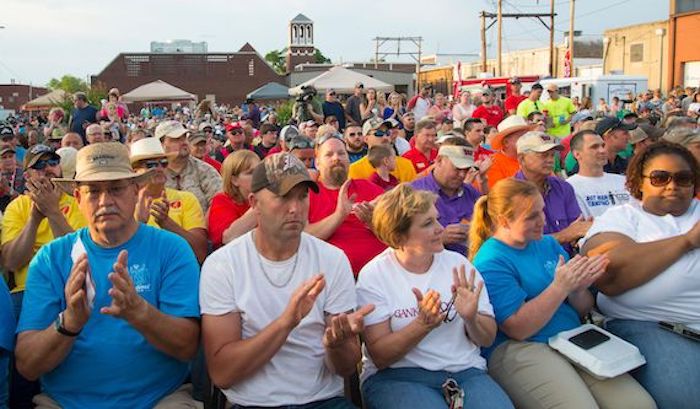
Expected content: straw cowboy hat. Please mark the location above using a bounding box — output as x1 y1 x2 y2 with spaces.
129 137 178 165
491 115 537 151
52 142 152 191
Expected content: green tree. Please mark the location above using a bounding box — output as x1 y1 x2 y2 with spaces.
314 49 331 64
265 49 287 74
46 75 89 94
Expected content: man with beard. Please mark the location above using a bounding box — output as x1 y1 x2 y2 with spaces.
157 120 222 212
1 144 87 407
306 136 387 277
344 125 366 163
130 138 208 263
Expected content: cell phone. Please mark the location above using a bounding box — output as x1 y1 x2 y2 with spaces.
568 328 610 350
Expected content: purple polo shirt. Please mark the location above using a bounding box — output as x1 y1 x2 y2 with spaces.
514 171 581 235
411 172 482 255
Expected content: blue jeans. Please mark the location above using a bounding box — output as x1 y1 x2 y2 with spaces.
0 352 8 409
9 291 40 409
606 319 700 409
362 367 514 409
231 397 356 409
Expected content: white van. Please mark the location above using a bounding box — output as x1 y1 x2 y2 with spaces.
539 75 648 105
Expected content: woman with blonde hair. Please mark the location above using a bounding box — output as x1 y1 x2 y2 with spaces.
207 150 260 248
357 184 513 409
468 178 656 409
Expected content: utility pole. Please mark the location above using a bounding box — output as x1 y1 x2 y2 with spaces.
569 0 575 76
549 0 556 76
497 0 503 76
481 12 487 72
480 10 557 77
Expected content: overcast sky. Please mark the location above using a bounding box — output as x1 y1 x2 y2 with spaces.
0 0 666 86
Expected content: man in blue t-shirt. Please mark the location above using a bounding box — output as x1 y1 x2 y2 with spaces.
15 142 200 409
322 88 347 131
68 92 98 143
0 278 15 408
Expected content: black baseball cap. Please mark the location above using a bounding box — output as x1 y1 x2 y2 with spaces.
595 116 637 136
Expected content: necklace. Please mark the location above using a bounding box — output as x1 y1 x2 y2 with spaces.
252 231 299 288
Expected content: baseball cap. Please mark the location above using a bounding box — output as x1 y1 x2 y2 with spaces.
595 116 637 136
509 77 521 84
546 83 559 92
355 82 364 88
637 123 665 140
155 120 189 140
438 145 475 169
571 110 594 126
251 153 319 196
628 127 649 145
23 144 60 170
280 125 300 144
0 125 14 138
198 122 214 131
188 131 207 145
517 131 563 154
362 117 393 136
663 128 700 146
0 146 15 156
304 120 318 128
225 122 243 132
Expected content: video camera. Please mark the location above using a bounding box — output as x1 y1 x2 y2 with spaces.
296 85 317 103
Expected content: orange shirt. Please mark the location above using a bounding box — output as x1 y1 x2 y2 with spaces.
487 151 520 189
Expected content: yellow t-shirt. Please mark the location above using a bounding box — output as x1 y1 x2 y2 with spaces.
146 187 205 231
348 156 417 183
543 96 577 138
1 193 87 293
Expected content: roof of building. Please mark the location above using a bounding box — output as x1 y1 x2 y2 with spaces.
291 13 313 23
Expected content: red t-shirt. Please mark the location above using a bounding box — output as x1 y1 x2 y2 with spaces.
472 104 504 127
267 146 283 155
308 179 387 276
504 95 527 113
369 172 399 191
402 148 438 173
207 192 250 249
474 145 494 162
203 155 222 173
559 133 574 162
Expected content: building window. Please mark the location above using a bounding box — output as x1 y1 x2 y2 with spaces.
0 97 3 102
248 60 254 76
12 92 19 97
676 0 700 13
630 43 644 63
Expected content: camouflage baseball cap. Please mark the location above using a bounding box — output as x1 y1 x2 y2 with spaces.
251 152 319 196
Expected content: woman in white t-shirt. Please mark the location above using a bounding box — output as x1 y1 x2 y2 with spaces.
357 184 513 409
582 141 700 409
452 91 475 128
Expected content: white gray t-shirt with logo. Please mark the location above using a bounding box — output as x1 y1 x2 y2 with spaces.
567 173 631 218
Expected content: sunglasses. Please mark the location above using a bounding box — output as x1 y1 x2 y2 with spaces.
346 132 361 137
643 170 695 188
229 129 243 135
371 129 389 137
288 139 314 150
32 158 60 170
142 159 169 169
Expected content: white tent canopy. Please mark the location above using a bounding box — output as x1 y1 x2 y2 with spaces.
22 89 70 111
122 80 197 103
288 66 394 95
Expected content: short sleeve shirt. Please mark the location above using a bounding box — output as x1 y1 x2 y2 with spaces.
164 156 222 212
1 194 87 292
146 188 205 231
411 172 482 255
207 192 250 249
473 236 577 357
308 180 387 275
515 171 582 235
348 156 417 183
17 225 200 408
199 232 356 406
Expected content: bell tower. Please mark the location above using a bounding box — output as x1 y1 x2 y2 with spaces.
286 14 316 73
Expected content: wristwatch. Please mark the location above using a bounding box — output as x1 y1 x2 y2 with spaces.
54 312 81 337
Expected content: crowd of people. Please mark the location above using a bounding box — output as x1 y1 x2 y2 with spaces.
0 78 698 409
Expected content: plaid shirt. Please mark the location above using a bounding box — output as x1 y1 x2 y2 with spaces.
165 156 222 212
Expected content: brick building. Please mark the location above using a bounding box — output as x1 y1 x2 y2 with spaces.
91 43 284 106
0 84 49 111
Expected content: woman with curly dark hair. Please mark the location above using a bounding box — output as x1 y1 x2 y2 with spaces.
581 141 700 409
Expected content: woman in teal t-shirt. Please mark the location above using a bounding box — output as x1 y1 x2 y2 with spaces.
467 178 656 409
